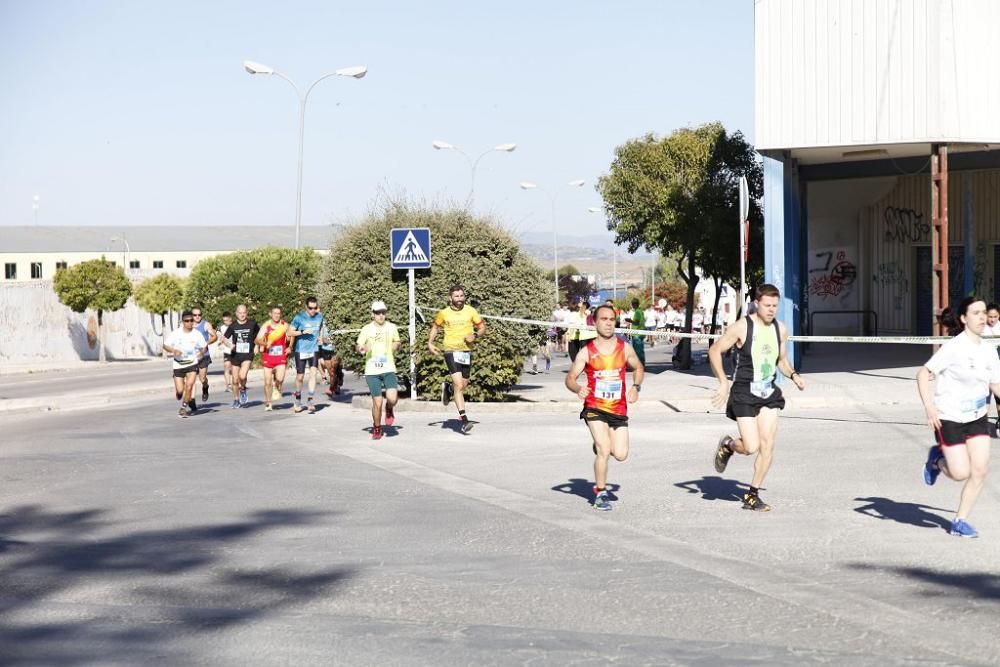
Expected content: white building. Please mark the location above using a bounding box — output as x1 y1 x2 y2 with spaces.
0 225 336 283
755 0 1000 363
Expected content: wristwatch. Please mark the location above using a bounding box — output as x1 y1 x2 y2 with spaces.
633 384 642 393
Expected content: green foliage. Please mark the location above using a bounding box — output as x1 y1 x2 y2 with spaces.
53 257 132 317
134 273 185 318
183 246 324 325
319 202 550 401
544 264 592 305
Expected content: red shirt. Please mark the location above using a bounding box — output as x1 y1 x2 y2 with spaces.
260 320 289 367
584 338 628 416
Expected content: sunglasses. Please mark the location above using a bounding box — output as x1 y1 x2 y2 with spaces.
192 314 202 318
183 318 194 322
307 306 319 311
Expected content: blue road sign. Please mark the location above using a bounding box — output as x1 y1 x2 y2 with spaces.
390 228 432 269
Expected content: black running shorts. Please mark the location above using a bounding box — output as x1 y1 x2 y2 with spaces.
173 366 197 378
936 416 990 447
580 407 629 429
317 348 334 360
197 355 212 369
726 383 785 420
295 354 319 374
444 351 472 379
231 353 254 366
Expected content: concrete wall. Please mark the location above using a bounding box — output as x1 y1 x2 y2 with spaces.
0 281 173 363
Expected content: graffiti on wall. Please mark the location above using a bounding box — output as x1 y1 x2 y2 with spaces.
809 248 857 300
883 207 929 244
875 262 909 294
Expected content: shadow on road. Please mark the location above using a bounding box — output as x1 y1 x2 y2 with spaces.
0 504 353 665
852 496 952 530
674 476 747 502
427 419 474 434
848 562 1000 601
551 478 620 502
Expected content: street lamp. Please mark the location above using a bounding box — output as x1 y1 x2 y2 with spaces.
109 234 131 272
521 179 586 306
587 206 617 301
432 140 516 208
244 59 367 250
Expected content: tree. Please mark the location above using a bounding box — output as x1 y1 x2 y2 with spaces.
183 246 324 325
319 201 550 401
597 122 763 367
134 273 185 344
53 258 132 363
544 263 592 305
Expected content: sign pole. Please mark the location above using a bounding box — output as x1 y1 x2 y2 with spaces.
408 267 416 396
738 175 749 315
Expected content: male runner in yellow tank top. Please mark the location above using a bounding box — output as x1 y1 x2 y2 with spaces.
428 284 485 434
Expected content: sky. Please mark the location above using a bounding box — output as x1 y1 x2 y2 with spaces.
0 0 754 241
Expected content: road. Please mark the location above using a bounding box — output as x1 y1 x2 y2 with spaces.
1 382 998 665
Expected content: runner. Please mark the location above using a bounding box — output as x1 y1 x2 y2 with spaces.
190 306 218 405
356 300 401 440
643 302 658 347
218 312 234 393
707 283 806 512
917 297 1000 538
254 305 289 412
288 296 324 414
985 303 1000 424
565 304 644 510
623 298 646 367
163 310 207 418
225 304 258 409
318 322 341 397
566 299 597 363
428 284 485 434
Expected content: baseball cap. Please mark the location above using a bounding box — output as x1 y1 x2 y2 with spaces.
371 300 388 312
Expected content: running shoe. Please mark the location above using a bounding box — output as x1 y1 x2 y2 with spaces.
272 387 281 401
202 385 209 402
385 405 395 426
923 446 944 486
325 386 335 398
593 490 612 511
372 426 383 440
293 402 304 414
949 518 979 538
239 389 248 406
714 436 735 473
545 359 551 372
230 400 240 410
441 381 451 406
264 404 273 412
742 492 771 512
461 419 474 434
178 406 188 419
188 399 197 414
307 400 316 414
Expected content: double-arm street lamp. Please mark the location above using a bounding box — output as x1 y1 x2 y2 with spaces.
244 60 367 249
431 140 516 208
587 206 618 301
520 179 586 307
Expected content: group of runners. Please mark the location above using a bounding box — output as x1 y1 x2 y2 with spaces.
164 282 993 538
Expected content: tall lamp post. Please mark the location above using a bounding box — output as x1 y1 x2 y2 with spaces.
432 140 516 208
587 206 617 301
32 195 39 226
109 235 131 273
244 60 367 250
520 179 586 307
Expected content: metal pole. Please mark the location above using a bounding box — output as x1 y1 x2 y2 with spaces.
551 196 559 306
612 245 617 301
408 268 416 397
740 208 747 312
650 250 656 305
293 93 306 250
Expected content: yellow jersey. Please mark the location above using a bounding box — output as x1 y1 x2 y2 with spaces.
434 305 483 351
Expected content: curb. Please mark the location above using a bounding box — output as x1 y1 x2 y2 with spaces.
0 382 167 416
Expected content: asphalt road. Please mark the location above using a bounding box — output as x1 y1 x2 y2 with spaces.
1 391 998 665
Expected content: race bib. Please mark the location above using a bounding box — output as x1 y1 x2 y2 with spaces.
372 355 387 369
268 344 284 356
594 379 623 400
959 395 990 415
298 350 314 360
236 342 250 354
750 379 775 399
452 351 471 365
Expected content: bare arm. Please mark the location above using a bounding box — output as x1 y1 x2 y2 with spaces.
777 323 805 391
624 342 644 403
917 366 941 429
427 322 441 355
205 323 218 346
708 319 745 409
565 348 591 399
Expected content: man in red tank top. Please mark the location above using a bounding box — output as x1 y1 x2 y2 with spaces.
254 305 290 412
565 304 644 510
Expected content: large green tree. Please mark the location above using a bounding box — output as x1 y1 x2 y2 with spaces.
596 122 763 366
320 202 549 401
183 246 324 325
53 258 132 363
134 273 185 343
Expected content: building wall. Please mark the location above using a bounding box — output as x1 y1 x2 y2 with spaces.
755 0 1000 150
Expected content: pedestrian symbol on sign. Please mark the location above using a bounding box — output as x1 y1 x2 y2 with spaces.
394 231 427 264
390 227 432 269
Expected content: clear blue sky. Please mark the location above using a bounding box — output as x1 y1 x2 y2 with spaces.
0 0 754 239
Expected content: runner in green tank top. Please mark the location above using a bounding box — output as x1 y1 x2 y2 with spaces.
706 284 806 512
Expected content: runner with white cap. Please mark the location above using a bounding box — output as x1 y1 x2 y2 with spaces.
357 300 401 440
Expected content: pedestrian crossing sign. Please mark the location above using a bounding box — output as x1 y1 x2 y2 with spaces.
390 227 432 269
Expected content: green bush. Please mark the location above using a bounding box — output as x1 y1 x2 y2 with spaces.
319 202 550 401
134 273 185 333
183 246 324 325
53 257 132 363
